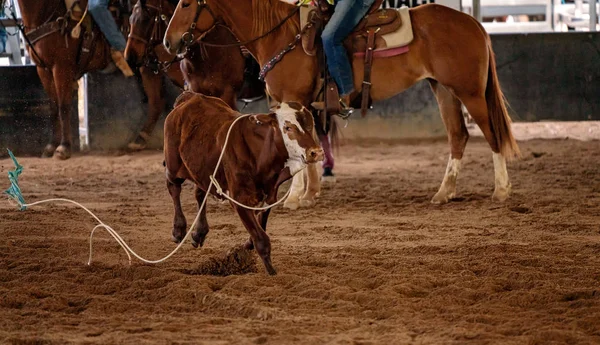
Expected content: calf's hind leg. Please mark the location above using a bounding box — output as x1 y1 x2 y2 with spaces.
429 81 469 204
191 185 210 248
166 174 187 243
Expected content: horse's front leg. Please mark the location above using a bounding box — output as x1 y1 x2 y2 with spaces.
52 66 76 160
283 170 305 210
128 69 166 151
37 67 61 158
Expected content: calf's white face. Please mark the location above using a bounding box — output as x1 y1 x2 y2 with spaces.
274 102 323 175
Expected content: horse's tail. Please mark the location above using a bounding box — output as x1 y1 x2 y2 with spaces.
329 116 341 154
485 41 521 160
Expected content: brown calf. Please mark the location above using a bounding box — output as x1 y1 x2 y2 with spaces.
163 92 324 275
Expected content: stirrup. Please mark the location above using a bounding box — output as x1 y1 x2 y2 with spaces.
336 99 354 119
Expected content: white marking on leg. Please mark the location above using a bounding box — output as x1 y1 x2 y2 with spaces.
432 155 461 204
284 170 305 210
492 152 511 201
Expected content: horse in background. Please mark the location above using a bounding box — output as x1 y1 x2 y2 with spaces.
163 0 521 204
13 0 151 159
125 0 266 150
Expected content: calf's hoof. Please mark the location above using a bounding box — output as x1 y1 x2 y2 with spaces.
53 145 71 160
264 264 277 276
191 231 207 248
171 234 182 244
42 144 56 158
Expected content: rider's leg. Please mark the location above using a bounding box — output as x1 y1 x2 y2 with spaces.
88 0 134 76
321 0 376 111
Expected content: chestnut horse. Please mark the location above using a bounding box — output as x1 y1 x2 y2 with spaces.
14 0 162 159
124 0 250 150
164 0 521 204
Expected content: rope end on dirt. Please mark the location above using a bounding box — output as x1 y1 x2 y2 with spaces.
4 149 27 211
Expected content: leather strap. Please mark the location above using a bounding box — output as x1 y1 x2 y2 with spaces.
77 30 96 77
27 21 62 45
361 29 376 117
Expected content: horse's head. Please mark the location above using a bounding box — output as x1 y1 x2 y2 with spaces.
125 0 175 67
163 0 217 55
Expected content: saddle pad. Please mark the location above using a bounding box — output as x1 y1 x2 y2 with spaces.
378 7 413 51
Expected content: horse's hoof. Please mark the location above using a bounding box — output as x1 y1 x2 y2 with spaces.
431 191 453 205
283 200 299 210
321 167 336 183
492 188 510 202
127 141 146 151
53 145 71 160
42 144 56 158
299 198 316 208
321 175 336 183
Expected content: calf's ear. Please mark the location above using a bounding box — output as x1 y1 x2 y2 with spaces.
249 113 277 126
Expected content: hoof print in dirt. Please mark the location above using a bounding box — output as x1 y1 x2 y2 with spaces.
181 245 258 276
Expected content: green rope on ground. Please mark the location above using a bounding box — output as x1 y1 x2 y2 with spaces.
4 149 26 210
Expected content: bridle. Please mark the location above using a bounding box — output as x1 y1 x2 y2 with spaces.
128 0 181 73
177 0 300 51
179 0 218 49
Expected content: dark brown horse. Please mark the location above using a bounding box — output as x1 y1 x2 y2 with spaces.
125 0 263 149
164 0 521 204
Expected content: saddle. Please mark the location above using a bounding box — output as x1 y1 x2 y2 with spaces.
300 0 414 117
66 0 132 76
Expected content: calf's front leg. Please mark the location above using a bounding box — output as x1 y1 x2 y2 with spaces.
235 205 276 275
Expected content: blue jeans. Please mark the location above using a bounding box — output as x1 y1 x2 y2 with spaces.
89 0 126 51
322 0 375 96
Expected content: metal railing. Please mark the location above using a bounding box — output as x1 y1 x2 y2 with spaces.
0 0 27 65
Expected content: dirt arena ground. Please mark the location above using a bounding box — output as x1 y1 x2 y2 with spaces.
1 138 599 344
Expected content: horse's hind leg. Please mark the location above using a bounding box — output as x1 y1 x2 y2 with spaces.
430 80 469 204
37 67 61 158
190 185 210 248
166 173 187 243
459 94 511 202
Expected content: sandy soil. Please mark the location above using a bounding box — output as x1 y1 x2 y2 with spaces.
1 138 599 345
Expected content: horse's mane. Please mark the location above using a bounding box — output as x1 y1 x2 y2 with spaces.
251 0 299 37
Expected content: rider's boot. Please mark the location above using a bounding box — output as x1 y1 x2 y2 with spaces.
111 49 134 77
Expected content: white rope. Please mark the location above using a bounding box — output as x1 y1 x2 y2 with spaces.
8 113 299 265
